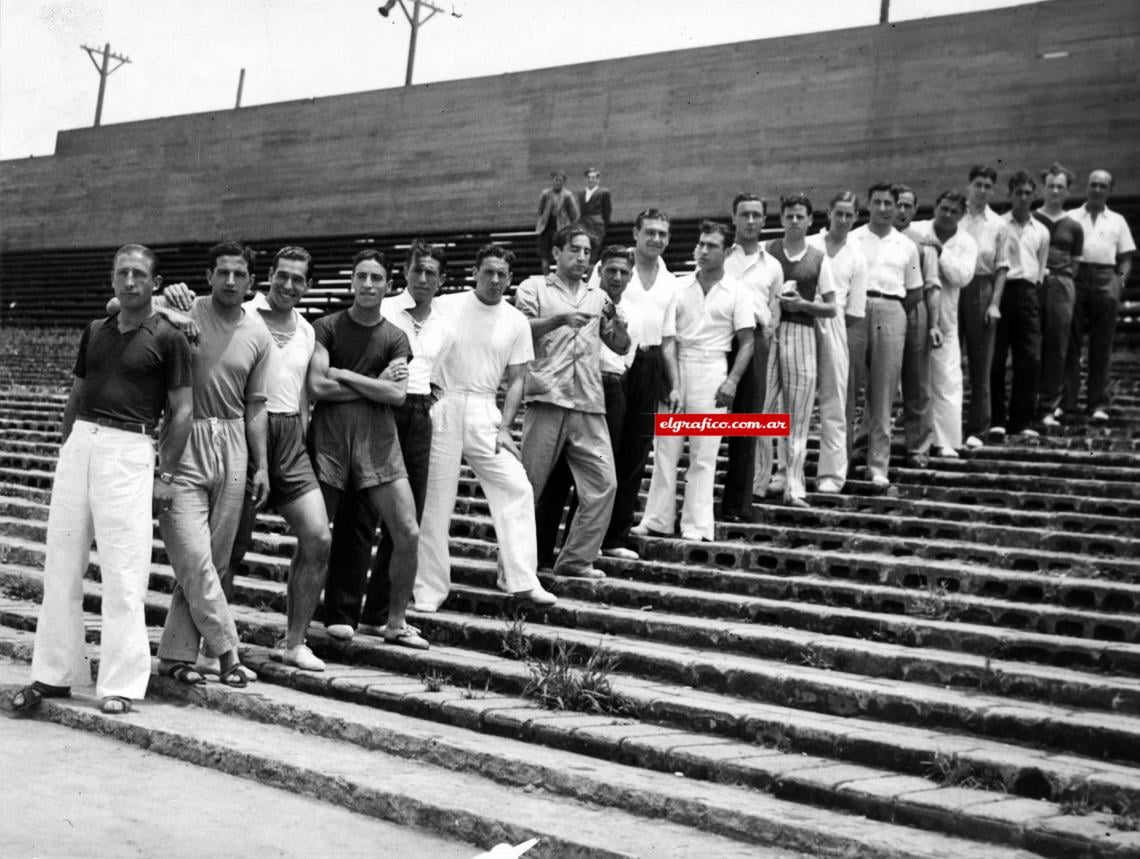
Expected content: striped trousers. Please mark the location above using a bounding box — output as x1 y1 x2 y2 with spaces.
755 322 818 502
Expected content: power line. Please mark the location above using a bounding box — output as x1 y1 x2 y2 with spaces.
80 42 131 127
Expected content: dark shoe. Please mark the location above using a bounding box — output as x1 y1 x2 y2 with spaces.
720 509 754 523
158 662 207 686
906 454 930 469
218 664 252 688
10 681 70 713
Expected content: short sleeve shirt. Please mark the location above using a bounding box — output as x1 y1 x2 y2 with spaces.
672 274 754 352
382 291 455 395
73 313 192 427
313 310 410 377
594 259 680 346
245 292 315 415
433 291 534 395
1066 205 1135 266
849 226 923 298
724 244 783 328
1033 210 1084 278
809 233 868 317
1002 213 1051 283
189 297 272 420
961 205 1011 276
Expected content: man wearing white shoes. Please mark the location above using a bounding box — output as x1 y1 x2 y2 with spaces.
413 245 556 610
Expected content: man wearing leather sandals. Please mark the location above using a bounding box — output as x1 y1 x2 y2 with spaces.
10 245 193 716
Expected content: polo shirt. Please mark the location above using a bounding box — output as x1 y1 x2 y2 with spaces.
962 205 1011 277
672 274 754 353
432 291 533 396
188 297 272 420
1066 205 1135 266
724 244 782 328
74 313 192 428
808 233 868 317
382 290 455 396
246 291 315 414
1033 209 1084 278
849 226 922 298
1002 212 1051 283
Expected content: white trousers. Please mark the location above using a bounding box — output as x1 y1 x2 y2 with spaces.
815 315 849 486
755 324 818 501
931 323 963 450
414 393 541 610
639 353 726 541
32 421 155 700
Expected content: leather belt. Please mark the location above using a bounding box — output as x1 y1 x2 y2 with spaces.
80 415 152 435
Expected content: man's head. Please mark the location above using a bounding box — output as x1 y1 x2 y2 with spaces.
967 165 998 208
598 245 634 304
1007 170 1037 217
584 167 600 189
267 246 313 312
867 182 898 228
207 241 255 308
732 194 767 245
350 249 390 311
112 244 161 313
473 244 515 305
779 194 813 239
1041 162 1075 209
405 238 446 306
550 171 567 191
826 191 859 237
632 208 670 260
553 226 592 281
694 220 731 274
1087 169 1114 207
933 190 967 230
891 184 917 230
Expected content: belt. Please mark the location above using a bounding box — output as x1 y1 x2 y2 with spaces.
678 348 727 360
79 415 152 435
1083 263 1116 271
866 291 904 302
637 344 662 353
602 371 624 382
404 393 435 402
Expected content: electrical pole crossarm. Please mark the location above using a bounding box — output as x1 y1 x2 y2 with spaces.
80 43 131 127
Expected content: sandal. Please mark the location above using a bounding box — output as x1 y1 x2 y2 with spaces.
218 664 251 688
158 662 207 686
100 696 132 715
10 681 70 713
382 625 430 651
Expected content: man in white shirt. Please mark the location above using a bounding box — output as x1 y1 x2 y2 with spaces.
635 221 754 541
1064 169 1135 421
849 183 923 488
413 246 556 610
722 193 783 521
993 171 1050 437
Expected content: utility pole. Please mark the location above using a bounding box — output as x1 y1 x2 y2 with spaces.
235 68 246 109
880 0 890 24
81 43 131 127
378 0 461 87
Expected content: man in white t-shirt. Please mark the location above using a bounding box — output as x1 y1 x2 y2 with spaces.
413 246 556 610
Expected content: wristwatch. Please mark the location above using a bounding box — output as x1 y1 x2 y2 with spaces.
158 471 175 484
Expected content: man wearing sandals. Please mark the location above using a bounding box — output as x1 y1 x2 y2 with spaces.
12 245 193 715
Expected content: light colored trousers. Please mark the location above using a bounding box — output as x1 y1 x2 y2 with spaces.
640 351 726 540
415 393 541 610
522 403 616 575
816 314 849 487
157 418 244 663
931 324 963 450
32 421 155 700
755 324 818 502
863 297 907 481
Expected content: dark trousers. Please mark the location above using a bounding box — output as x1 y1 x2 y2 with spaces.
902 299 932 454
721 326 768 516
536 373 625 566
323 395 433 628
1037 273 1075 417
990 279 1041 433
1064 266 1120 413
958 275 996 436
537 226 556 273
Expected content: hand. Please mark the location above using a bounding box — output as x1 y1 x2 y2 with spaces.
929 327 944 348
248 467 270 511
379 363 408 382
152 479 176 518
715 378 737 409
495 426 521 460
984 304 1001 326
903 291 923 313
162 282 195 312
561 311 593 330
664 387 682 413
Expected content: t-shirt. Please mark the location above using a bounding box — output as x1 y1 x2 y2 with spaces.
433 291 533 395
246 291 315 415
188 297 272 420
1033 210 1084 278
312 310 411 378
73 313 192 427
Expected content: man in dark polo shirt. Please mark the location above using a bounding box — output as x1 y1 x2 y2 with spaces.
308 250 426 650
11 244 193 716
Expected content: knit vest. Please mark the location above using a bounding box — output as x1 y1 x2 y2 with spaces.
766 240 825 326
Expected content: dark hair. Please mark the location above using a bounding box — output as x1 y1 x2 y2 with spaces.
599 245 634 266
968 164 998 184
1041 161 1075 187
731 193 767 216
553 225 592 251
550 170 567 181
934 190 968 213
584 166 599 177
634 208 670 230
867 181 898 202
891 183 916 204
828 190 859 210
351 249 389 274
406 238 447 274
272 246 313 280
1007 170 1036 193
698 219 732 246
475 244 515 269
113 244 159 277
779 193 814 216
208 241 255 274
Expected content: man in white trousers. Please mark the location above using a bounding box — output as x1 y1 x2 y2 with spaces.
636 221 754 541
413 245 556 610
12 245 193 715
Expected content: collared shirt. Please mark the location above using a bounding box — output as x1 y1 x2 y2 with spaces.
1033 209 1084 278
245 291 315 414
808 233 868 317
433 291 533 396
592 257 680 346
672 273 754 353
961 205 1011 277
910 221 978 332
381 290 455 396
724 244 782 328
599 301 640 375
515 273 611 413
901 227 943 290
849 226 922 298
1002 212 1051 284
1066 204 1136 266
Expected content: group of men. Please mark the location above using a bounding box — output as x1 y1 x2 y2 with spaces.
10 164 1133 716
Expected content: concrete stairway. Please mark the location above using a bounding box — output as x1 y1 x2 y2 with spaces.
3 357 1140 857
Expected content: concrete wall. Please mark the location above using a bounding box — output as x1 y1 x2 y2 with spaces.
2 0 1137 252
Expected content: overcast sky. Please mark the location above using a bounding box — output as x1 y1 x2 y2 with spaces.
1 0 1038 160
